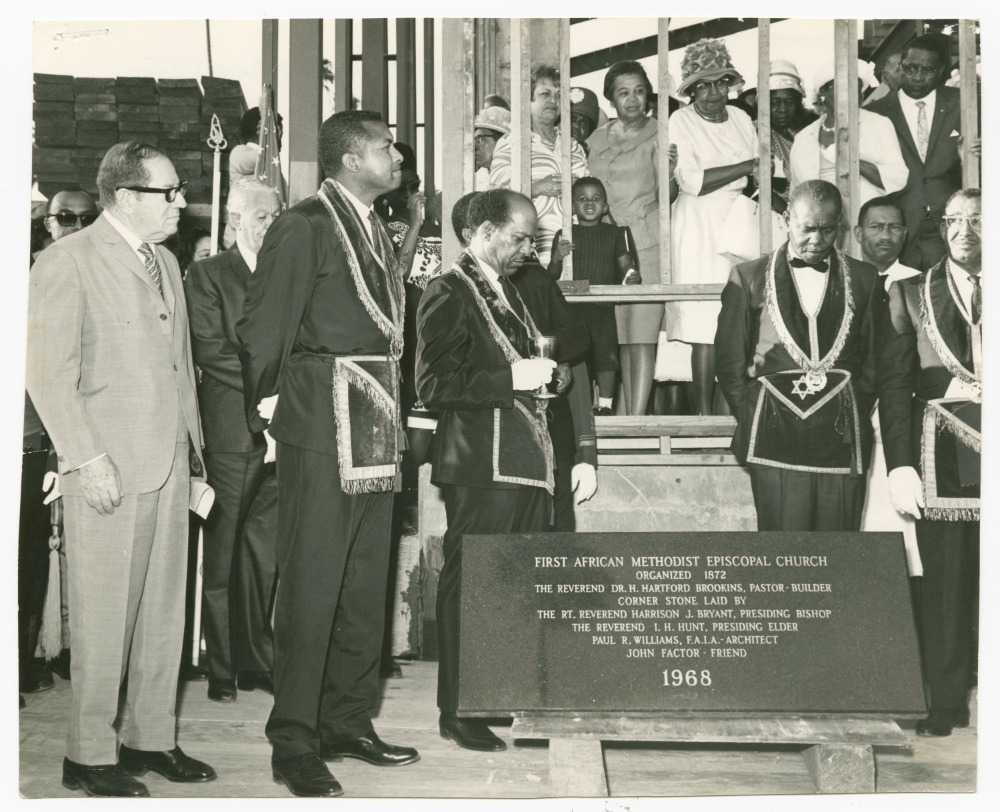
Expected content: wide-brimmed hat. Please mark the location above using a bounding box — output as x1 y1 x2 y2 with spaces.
473 105 511 136
569 87 600 129
815 60 877 93
676 38 743 97
770 60 804 95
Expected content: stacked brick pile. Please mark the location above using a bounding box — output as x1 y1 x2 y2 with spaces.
32 74 248 206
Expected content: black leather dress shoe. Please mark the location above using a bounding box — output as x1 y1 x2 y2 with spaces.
322 728 419 766
20 661 54 694
380 660 404 679
272 753 344 797
119 745 216 782
62 758 150 797
439 715 506 751
180 663 209 682
916 711 970 737
238 670 274 694
208 678 237 702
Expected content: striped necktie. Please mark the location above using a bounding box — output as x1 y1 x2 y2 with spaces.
137 242 163 297
969 273 981 325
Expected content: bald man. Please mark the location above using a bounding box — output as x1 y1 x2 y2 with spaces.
43 189 99 243
185 181 282 704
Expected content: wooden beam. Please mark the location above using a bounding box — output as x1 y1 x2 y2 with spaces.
361 18 388 119
509 19 532 195
475 19 498 109
958 19 980 189
757 18 772 256
261 19 279 109
287 19 322 205
396 18 417 147
334 19 353 113
559 19 573 281
440 19 475 269
657 18 671 283
834 20 860 255
422 19 435 194
570 18 786 77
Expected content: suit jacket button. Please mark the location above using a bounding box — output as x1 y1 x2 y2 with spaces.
160 313 168 321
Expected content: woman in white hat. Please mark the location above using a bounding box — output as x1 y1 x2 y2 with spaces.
666 38 759 415
789 64 908 208
767 60 815 213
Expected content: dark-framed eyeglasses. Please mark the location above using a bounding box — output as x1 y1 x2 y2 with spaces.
46 211 99 228
942 214 982 232
693 78 732 94
900 62 939 77
117 181 189 202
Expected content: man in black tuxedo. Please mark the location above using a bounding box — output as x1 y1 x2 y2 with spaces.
416 190 559 751
714 180 880 531
867 34 978 270
237 111 419 796
185 181 282 703
877 189 981 737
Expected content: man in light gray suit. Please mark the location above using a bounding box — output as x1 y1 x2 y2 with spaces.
26 141 216 797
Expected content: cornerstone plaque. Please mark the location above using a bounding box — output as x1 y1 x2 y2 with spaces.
458 532 926 716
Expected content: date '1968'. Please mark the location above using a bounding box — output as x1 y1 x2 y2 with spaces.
663 669 713 687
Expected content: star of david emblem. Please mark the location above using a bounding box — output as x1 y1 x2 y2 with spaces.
791 375 811 401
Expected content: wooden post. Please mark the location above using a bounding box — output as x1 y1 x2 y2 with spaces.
396 18 417 147
509 19 532 196
440 19 475 269
334 19 353 114
288 19 322 205
261 19 279 109
559 19 573 281
834 20 860 255
476 19 498 109
958 19 980 189
362 19 389 120
757 18 772 256
423 19 435 194
657 18 671 283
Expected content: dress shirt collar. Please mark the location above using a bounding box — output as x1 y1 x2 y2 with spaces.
236 239 257 273
898 87 936 114
471 253 511 308
785 242 831 271
946 258 977 316
332 178 375 240
102 209 146 258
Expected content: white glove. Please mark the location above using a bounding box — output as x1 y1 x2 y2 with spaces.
571 462 598 504
42 470 61 506
263 429 277 464
257 394 278 422
887 466 925 519
511 358 556 391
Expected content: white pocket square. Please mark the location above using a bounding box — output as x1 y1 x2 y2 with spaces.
950 129 961 137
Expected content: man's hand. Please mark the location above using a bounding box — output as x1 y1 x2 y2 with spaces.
957 135 982 159
257 395 278 422
42 471 61 506
532 174 562 198
667 143 678 179
263 429 277 464
571 462 598 504
888 466 924 519
511 358 556 391
622 268 642 285
407 192 426 228
551 238 574 265
553 363 573 395
79 455 123 516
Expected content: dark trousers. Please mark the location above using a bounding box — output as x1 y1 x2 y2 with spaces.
438 484 550 713
749 466 866 531
18 451 50 681
202 450 278 680
915 517 979 718
266 443 393 759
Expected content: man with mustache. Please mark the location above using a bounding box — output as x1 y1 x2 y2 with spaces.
877 189 982 737
416 189 557 751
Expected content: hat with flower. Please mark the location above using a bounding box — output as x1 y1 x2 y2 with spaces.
569 87 600 130
770 60 805 95
473 105 511 136
676 38 743 97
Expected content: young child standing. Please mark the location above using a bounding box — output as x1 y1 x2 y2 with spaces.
548 176 640 414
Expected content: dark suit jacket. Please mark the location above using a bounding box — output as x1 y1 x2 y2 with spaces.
715 246 879 472
877 259 977 479
416 256 552 491
868 86 963 268
237 191 403 457
185 246 262 454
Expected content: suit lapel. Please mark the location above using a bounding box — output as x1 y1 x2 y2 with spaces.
928 260 973 371
814 252 845 358
883 94 921 165
93 215 166 302
774 247 811 352
925 90 956 166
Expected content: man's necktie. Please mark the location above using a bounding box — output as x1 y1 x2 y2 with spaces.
915 100 929 162
137 242 163 297
969 273 981 324
789 257 829 273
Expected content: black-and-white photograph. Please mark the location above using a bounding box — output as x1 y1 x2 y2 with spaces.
7 3 996 805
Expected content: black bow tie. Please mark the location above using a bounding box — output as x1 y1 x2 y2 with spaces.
789 256 829 273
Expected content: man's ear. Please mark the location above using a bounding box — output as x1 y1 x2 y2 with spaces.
341 151 360 174
852 224 863 246
229 211 242 231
